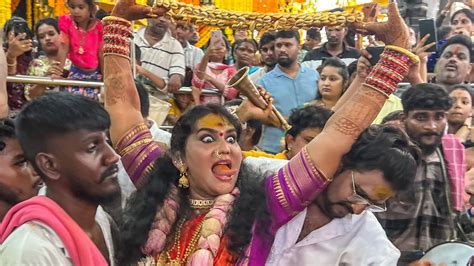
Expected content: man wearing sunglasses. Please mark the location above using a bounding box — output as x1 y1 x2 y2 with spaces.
376 84 464 264
266 125 420 265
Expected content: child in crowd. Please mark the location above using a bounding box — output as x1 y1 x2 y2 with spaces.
447 84 474 147
58 0 103 100
165 92 194 125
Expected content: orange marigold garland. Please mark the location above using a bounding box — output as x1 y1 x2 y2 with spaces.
26 0 33 29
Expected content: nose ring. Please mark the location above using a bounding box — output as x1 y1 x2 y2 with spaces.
214 150 222 159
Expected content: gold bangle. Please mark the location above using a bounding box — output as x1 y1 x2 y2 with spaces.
24 86 32 101
385 45 420 64
7 61 16 67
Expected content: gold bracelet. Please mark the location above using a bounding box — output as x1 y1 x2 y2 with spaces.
385 45 420 64
7 61 16 67
24 86 32 101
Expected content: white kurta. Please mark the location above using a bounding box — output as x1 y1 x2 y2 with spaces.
266 209 400 266
0 205 115 266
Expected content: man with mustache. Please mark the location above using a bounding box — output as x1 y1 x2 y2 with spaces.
250 32 277 83
302 25 360 70
0 92 121 265
376 84 465 264
435 34 472 92
256 30 319 154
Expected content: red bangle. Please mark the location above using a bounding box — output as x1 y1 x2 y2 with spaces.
103 16 133 59
364 48 412 97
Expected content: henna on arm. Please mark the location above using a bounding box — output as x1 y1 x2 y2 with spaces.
305 1 415 179
307 84 387 179
332 75 364 113
104 56 143 145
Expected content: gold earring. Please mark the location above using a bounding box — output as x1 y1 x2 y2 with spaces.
178 165 189 188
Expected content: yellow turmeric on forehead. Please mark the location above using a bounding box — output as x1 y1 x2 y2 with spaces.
373 186 395 200
196 114 233 130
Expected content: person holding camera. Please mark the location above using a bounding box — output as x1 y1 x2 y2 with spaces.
3 17 34 113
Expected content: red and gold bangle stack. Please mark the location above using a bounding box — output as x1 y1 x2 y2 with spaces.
102 16 133 60
364 46 419 97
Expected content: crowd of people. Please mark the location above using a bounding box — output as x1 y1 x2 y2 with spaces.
0 0 474 265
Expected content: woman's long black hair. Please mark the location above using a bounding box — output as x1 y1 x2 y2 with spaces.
118 104 271 264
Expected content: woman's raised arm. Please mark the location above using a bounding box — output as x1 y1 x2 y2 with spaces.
103 0 167 144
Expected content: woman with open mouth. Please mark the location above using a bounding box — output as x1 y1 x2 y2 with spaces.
102 0 417 265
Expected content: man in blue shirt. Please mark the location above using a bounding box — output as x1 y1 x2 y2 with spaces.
257 30 319 154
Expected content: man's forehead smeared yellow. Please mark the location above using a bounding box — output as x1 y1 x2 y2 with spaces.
373 186 395 200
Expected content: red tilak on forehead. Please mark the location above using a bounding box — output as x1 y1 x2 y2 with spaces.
218 132 224 137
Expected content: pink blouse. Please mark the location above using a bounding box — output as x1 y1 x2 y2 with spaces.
192 62 239 104
58 15 103 70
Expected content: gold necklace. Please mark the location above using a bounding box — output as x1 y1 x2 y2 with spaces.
188 199 215 209
165 218 203 264
75 19 92 55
